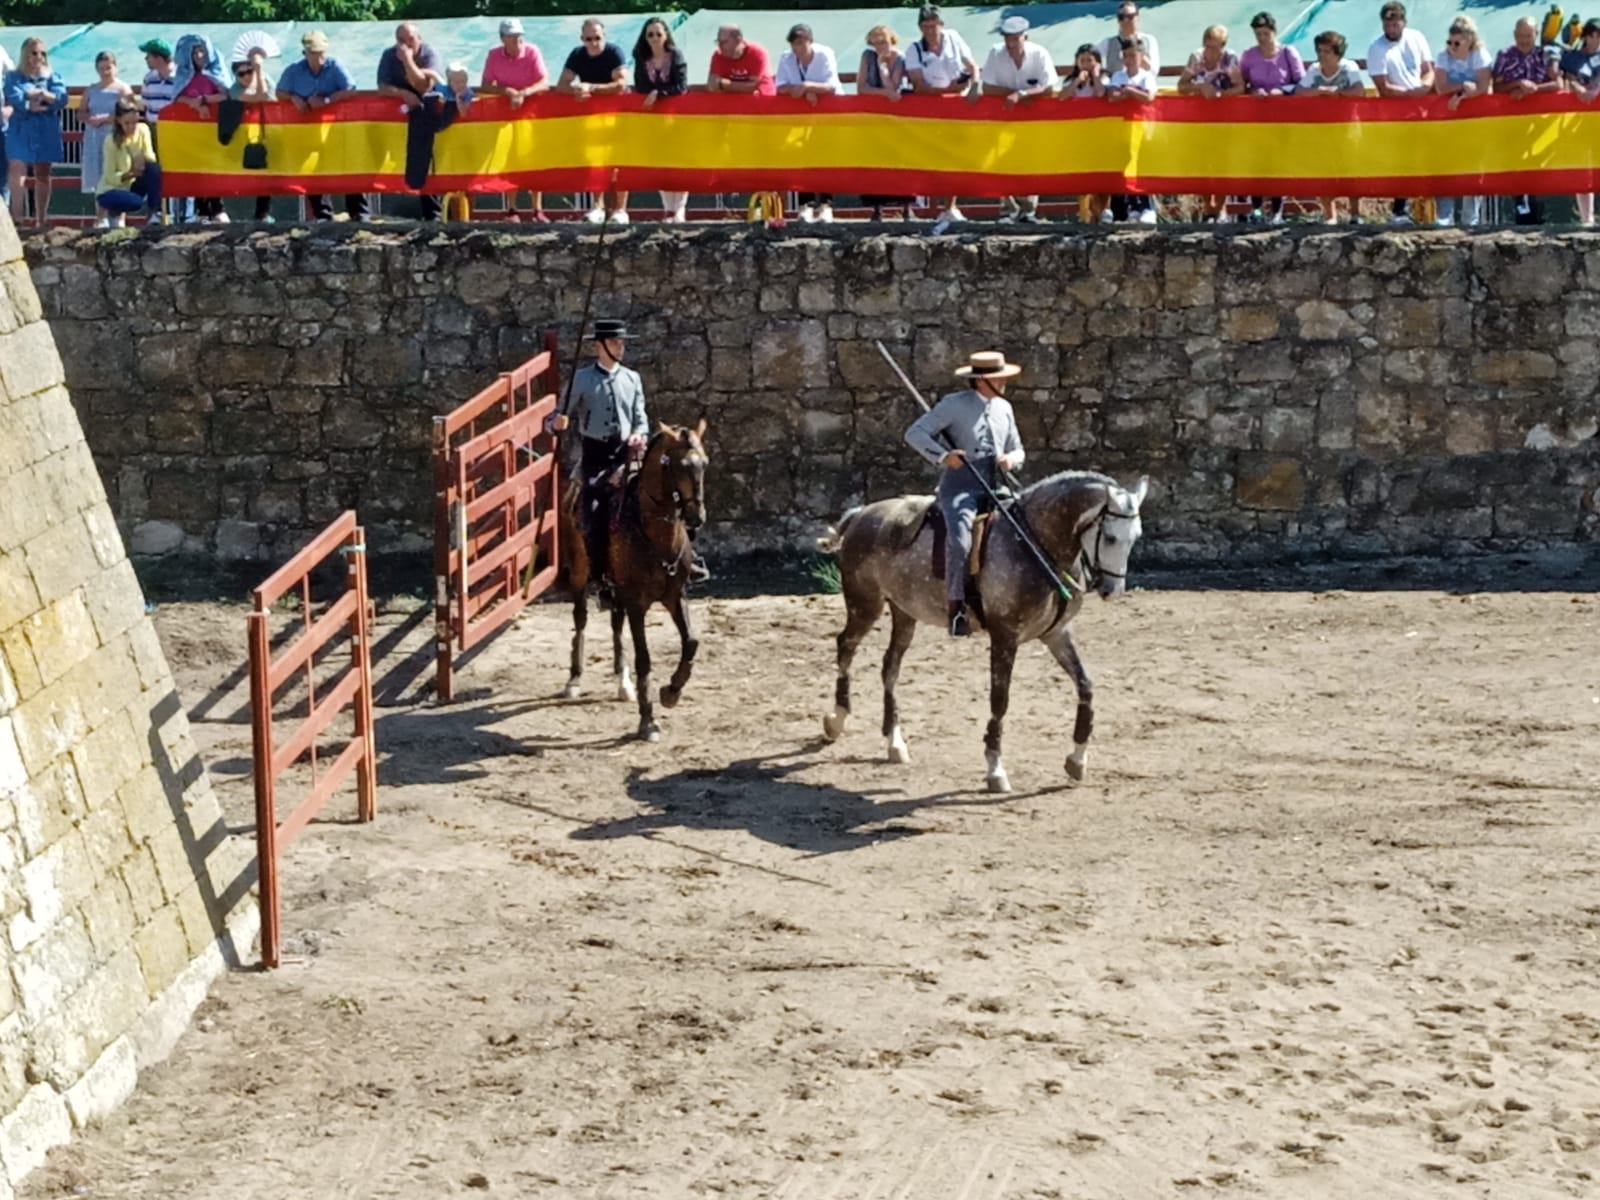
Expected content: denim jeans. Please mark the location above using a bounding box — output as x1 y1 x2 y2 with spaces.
98 161 164 215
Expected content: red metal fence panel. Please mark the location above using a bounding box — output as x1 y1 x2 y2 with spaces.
432 332 563 702
248 511 377 968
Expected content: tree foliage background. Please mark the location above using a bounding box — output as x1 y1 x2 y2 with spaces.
0 0 921 26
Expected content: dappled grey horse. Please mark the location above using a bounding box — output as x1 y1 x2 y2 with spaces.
819 471 1148 793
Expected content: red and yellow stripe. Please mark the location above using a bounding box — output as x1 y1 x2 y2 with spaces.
158 93 1600 198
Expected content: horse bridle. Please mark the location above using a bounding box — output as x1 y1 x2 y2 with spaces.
1077 498 1140 588
654 440 706 525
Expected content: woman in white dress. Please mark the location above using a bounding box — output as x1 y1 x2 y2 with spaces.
81 51 133 217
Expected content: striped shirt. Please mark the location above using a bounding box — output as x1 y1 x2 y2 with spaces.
140 68 179 119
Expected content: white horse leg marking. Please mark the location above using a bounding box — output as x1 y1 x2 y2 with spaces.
822 705 849 741
886 725 910 764
985 749 1011 794
616 661 636 702
1065 741 1089 783
562 677 582 700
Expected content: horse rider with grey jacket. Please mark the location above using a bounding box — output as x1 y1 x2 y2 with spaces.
905 350 1025 638
551 318 709 591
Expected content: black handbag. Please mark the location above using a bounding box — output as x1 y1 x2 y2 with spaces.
242 104 267 170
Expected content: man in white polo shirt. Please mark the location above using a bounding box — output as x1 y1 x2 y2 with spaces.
905 4 979 226
1366 1 1433 225
980 16 1057 223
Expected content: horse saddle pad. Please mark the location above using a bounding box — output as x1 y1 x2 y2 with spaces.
926 506 994 585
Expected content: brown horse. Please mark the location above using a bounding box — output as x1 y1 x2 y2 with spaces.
820 471 1147 792
560 422 709 741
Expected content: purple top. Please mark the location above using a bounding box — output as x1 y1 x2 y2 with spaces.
1492 45 1553 84
1239 44 1305 92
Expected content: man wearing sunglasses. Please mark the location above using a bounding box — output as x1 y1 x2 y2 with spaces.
1097 4 1161 75
559 19 630 222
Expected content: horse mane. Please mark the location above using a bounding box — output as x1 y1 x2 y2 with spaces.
1022 469 1119 498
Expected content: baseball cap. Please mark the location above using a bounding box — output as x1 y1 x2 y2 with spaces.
1000 16 1030 35
138 38 172 58
499 18 524 36
301 30 330 52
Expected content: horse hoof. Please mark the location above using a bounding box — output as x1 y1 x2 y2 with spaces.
986 772 1012 794
639 725 660 743
1065 757 1085 783
886 726 910 763
561 681 581 700
659 687 680 709
821 707 848 742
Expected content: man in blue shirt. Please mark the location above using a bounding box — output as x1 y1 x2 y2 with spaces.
276 30 367 222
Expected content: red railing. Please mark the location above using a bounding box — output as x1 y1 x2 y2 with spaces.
248 510 377 968
432 332 563 702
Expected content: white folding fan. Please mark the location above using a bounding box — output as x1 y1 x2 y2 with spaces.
231 30 282 63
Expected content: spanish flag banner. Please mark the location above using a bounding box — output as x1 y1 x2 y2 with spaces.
158 93 1600 199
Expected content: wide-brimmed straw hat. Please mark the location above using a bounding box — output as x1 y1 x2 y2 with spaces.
954 350 1022 380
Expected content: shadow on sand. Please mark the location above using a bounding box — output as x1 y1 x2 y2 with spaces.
517 741 1047 857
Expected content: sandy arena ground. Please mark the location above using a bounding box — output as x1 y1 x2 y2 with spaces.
20 576 1600 1199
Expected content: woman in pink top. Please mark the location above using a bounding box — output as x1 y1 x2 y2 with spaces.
1238 12 1304 224
481 19 550 221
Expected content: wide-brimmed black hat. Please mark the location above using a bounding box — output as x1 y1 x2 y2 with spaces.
590 318 629 341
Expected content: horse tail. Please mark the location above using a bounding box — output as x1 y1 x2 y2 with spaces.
816 505 864 555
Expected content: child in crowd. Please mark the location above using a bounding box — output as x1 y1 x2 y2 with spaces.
1062 45 1108 223
1105 39 1157 224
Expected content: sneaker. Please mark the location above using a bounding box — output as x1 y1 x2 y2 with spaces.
1433 216 1454 228
1097 208 1114 225
94 217 109 228
799 204 816 223
1388 212 1413 227
1017 211 1041 225
532 210 551 223
1246 208 1263 224
997 212 1016 225
1269 211 1284 226
1137 209 1157 225
584 205 605 223
215 211 231 224
817 203 834 223
942 206 966 223
608 210 629 225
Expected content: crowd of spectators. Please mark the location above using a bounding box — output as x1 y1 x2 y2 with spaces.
3 3 1599 229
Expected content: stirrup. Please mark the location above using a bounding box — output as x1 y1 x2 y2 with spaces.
948 605 971 639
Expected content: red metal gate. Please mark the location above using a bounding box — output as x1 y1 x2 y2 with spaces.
248 511 377 968
433 332 563 702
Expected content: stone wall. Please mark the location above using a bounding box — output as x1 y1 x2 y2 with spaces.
22 225 1600 566
0 212 256 1194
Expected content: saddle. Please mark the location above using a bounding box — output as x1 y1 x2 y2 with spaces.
923 503 996 619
